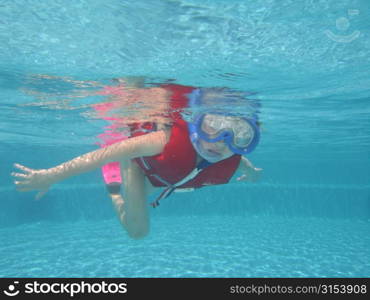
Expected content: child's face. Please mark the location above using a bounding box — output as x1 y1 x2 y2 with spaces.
198 139 234 162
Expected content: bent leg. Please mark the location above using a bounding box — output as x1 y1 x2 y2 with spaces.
106 182 128 231
110 159 149 239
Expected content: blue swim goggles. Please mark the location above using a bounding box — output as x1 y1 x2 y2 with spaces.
187 89 260 156
188 113 260 155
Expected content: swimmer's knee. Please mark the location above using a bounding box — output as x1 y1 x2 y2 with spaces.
126 225 149 240
127 230 149 240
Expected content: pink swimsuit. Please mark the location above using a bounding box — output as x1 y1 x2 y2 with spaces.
93 87 129 184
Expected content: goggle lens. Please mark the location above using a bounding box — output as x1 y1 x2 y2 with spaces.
200 114 254 148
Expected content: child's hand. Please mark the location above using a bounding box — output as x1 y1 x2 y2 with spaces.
11 163 53 200
236 158 263 182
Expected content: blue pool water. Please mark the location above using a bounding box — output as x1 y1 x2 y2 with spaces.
1 0 370 278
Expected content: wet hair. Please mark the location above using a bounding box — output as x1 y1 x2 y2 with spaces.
198 87 261 120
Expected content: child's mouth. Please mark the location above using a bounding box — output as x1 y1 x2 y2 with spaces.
206 149 221 156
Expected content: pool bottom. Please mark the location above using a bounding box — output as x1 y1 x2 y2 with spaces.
0 215 369 277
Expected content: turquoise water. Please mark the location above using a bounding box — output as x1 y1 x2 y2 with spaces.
1 0 370 278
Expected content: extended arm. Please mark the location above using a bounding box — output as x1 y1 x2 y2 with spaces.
12 130 169 197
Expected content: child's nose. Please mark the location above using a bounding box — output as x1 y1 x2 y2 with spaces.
213 140 227 150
